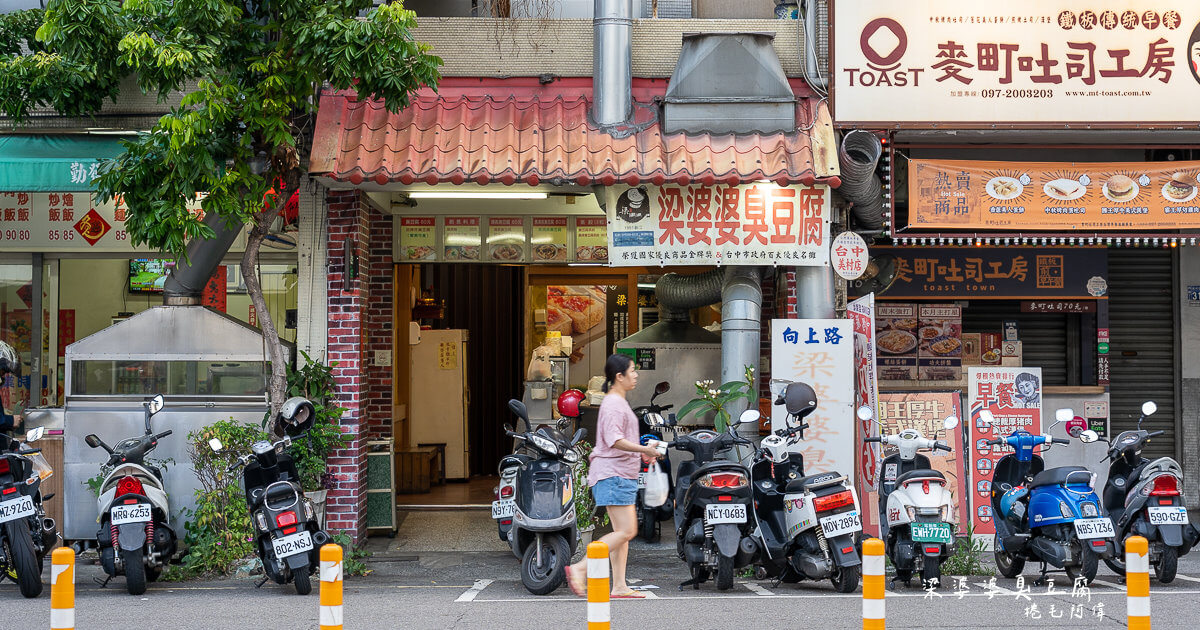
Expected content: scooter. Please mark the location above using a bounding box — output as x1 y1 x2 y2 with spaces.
215 397 330 595
0 427 56 598
1083 401 1200 583
867 409 958 587
633 381 674 542
84 394 178 595
500 399 585 595
986 408 1115 585
744 380 861 593
665 408 762 591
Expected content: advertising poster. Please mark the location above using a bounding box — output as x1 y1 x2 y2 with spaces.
771 319 856 484
875 303 918 380
487 217 526 262
398 217 437 261
443 217 481 262
909 159 1200 230
0 191 204 252
967 367 1044 548
849 295 880 496
861 392 967 538
574 217 608 262
917 304 962 380
607 184 831 266
531 217 568 262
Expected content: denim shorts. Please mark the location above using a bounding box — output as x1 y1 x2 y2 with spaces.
592 476 638 507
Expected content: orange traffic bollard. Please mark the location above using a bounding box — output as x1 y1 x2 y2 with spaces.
587 541 610 630
320 544 343 630
862 537 885 630
1126 535 1150 630
50 547 74 630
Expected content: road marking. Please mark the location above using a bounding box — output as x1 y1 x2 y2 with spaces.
633 587 661 599
467 588 1167 603
1090 579 1124 591
1171 574 1200 584
742 582 774 596
454 579 494 603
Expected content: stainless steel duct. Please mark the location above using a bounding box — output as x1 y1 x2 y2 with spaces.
837 130 884 231
803 0 828 92
720 266 762 438
163 211 243 304
794 266 835 319
655 268 724 322
593 0 633 126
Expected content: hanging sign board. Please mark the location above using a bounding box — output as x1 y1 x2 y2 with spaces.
849 295 880 495
832 231 870 280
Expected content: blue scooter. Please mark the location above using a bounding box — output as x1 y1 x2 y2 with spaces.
984 408 1115 585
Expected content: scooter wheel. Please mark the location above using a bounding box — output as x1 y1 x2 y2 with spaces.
122 549 147 596
294 568 312 595
8 520 43 598
715 554 734 591
993 534 1025 579
1065 546 1098 585
1155 546 1177 584
832 565 860 593
520 534 569 596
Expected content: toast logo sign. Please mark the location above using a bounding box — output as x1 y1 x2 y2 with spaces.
73 209 111 246
615 186 650 224
844 18 923 87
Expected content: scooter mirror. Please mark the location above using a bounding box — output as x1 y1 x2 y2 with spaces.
1054 408 1073 423
737 409 761 426
148 394 165 415
978 410 996 425
1142 401 1157 416
84 434 101 448
1079 430 1099 444
507 399 529 421
24 427 44 443
571 428 586 445
654 381 670 396
943 416 959 431
856 406 875 421
208 438 223 453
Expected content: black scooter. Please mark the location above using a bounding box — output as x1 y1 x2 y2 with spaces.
665 409 761 591
215 397 329 595
1083 401 1200 583
0 427 56 598
633 381 674 542
502 400 585 595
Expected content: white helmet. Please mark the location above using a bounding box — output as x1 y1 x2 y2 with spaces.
761 434 789 464
0 340 18 377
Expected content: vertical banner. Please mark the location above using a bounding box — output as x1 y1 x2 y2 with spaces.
917 304 962 380
849 295 880 501
875 303 919 380
862 392 967 538
771 319 856 484
967 367 1044 548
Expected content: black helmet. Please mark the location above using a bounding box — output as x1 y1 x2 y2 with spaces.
0 341 18 378
783 381 818 419
278 396 316 437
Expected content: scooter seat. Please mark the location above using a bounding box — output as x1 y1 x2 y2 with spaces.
785 473 845 493
1030 466 1091 489
895 470 945 486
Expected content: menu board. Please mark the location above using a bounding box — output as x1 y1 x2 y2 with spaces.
875 303 918 380
443 216 481 262
398 217 437 261
917 304 962 381
531 217 568 262
574 217 608 262
487 217 526 262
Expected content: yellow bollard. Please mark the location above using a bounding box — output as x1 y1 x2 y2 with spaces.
1126 535 1150 630
50 547 74 630
586 541 610 630
319 544 343 630
862 537 885 630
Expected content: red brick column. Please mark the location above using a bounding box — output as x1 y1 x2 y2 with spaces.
365 210 394 441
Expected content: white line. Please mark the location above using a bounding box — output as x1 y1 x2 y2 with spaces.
1090 579 1125 591
454 579 494 603
635 588 661 599
1171 574 1200 584
742 582 774 596
466 589 1175 603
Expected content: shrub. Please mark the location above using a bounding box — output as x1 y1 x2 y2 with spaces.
280 351 349 491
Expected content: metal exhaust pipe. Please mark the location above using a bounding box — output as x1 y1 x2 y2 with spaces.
593 0 633 126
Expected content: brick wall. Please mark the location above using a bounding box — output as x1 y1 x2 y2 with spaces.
756 270 798 400
364 210 394 441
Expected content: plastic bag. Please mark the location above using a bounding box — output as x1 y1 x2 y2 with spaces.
642 460 669 508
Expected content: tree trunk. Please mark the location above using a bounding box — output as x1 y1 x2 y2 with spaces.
242 182 298 433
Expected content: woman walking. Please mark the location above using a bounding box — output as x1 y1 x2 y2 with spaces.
566 353 662 598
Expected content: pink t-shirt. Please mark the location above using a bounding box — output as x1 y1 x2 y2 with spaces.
588 394 640 484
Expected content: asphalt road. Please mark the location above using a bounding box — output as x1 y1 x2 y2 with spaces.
4 540 1200 630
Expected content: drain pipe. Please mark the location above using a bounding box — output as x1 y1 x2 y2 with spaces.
837 130 885 231
593 0 633 126
162 212 243 305
721 266 762 440
803 0 828 92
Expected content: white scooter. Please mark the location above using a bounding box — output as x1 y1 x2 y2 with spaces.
864 407 958 588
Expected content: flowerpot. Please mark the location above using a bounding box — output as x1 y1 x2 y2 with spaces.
304 490 328 529
579 527 595 547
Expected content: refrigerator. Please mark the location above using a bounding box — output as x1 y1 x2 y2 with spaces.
409 329 471 480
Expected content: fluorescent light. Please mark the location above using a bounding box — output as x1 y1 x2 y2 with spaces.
406 191 549 200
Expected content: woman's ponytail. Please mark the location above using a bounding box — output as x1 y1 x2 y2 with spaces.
602 353 634 394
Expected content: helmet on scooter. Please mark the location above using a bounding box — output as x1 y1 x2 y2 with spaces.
557 389 584 418
0 340 18 378
277 396 316 437
782 381 818 420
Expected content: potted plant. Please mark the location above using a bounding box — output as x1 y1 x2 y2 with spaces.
572 440 609 546
280 351 349 526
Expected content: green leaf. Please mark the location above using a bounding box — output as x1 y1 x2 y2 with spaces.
676 398 710 422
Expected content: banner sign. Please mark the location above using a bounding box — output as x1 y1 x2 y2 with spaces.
849 295 880 495
849 247 1108 299
833 0 1200 125
909 159 1200 230
861 392 967 538
607 184 831 266
967 367 1044 548
0 192 213 253
771 319 856 484
917 304 962 380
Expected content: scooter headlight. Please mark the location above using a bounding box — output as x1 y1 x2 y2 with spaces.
1080 502 1098 518
1059 501 1074 519
561 448 579 464
529 435 559 457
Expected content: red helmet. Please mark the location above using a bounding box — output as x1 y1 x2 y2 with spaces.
557 389 584 418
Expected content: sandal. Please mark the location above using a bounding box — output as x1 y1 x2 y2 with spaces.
611 590 649 599
565 566 586 598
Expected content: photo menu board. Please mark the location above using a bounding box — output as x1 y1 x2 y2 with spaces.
392 215 610 264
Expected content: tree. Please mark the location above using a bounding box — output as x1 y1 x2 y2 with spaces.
0 0 441 419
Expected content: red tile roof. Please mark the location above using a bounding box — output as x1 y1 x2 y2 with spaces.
309 77 840 188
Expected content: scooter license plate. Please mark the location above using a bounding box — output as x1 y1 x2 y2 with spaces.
0 495 34 523
910 522 953 544
110 503 152 525
819 510 862 538
1073 517 1114 540
272 530 313 558
704 503 747 524
491 500 516 520
1147 506 1188 525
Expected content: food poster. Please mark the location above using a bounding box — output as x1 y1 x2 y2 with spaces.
398 217 437 261
531 217 568 262
917 304 962 381
981 333 1002 366
849 294 880 496
539 286 608 385
861 392 967 538
967 367 1043 549
909 159 1200 230
962 333 981 366
487 217 526 262
875 303 918 380
771 319 856 484
574 217 608 262
443 217 481 262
